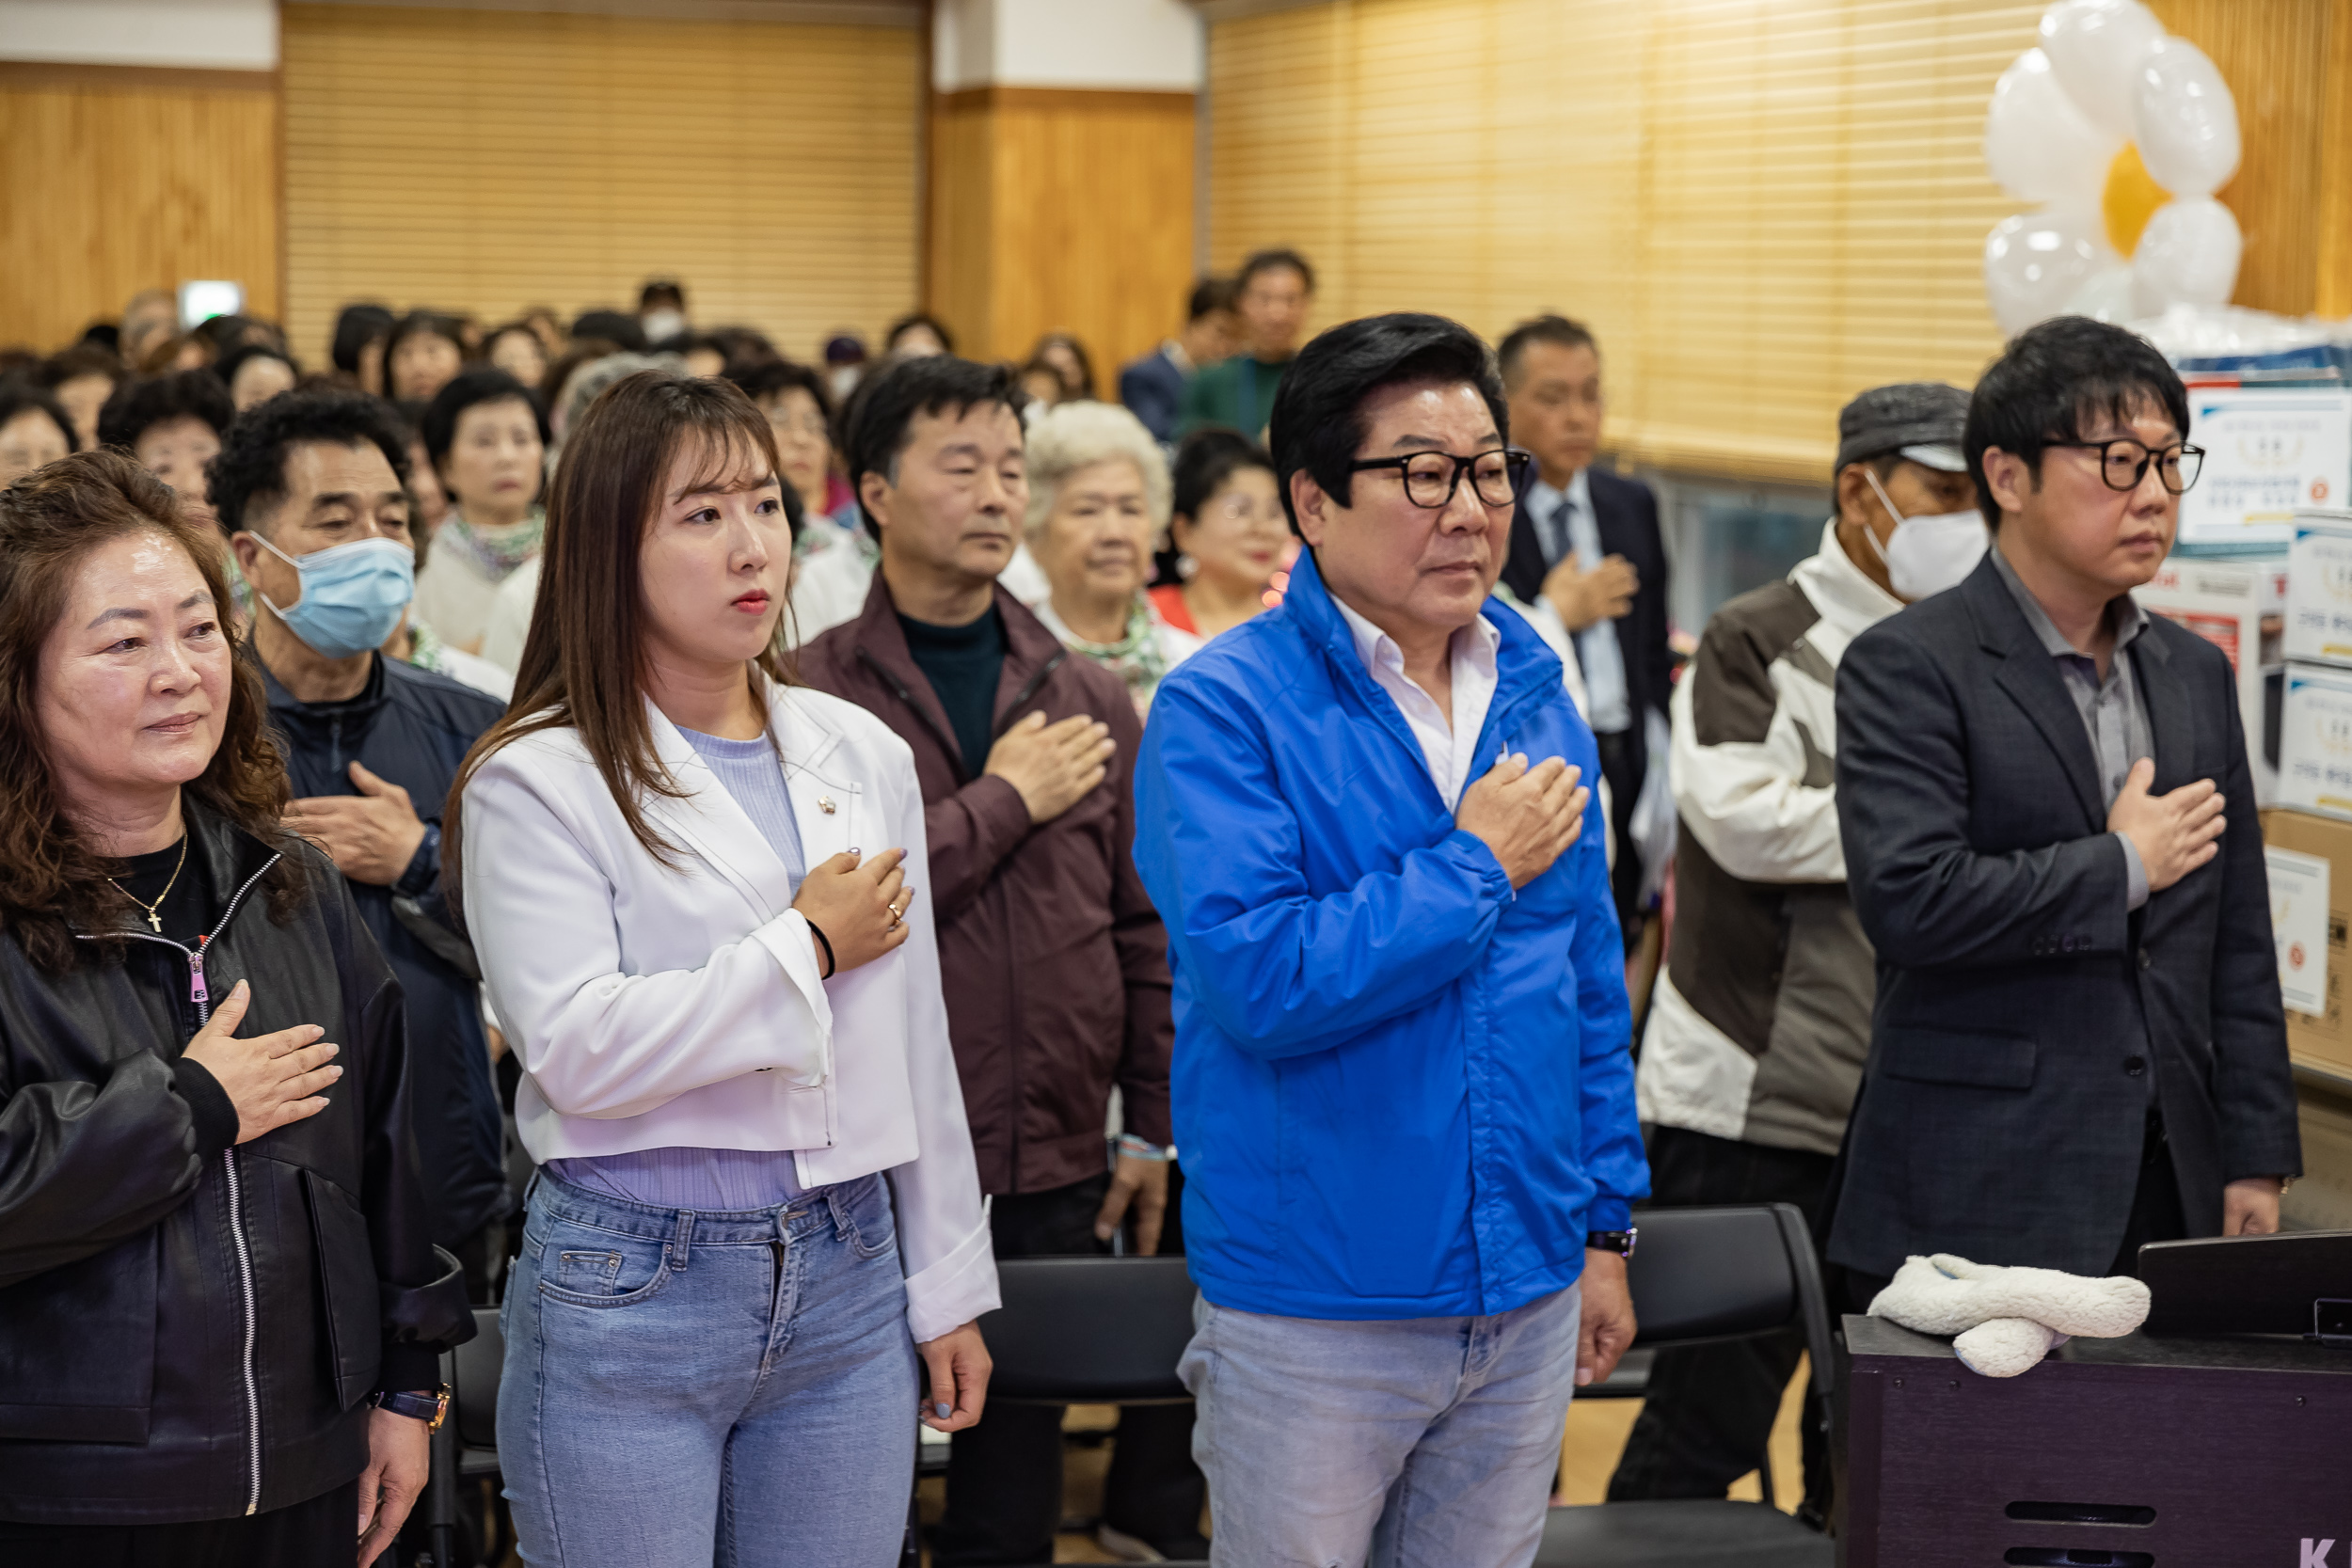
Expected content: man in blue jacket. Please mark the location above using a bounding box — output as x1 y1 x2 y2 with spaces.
1134 312 1648 1568
214 388 513 1299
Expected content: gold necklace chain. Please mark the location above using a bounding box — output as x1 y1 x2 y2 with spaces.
109 837 187 934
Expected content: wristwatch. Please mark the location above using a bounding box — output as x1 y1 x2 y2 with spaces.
1586 1227 1639 1259
372 1385 452 1432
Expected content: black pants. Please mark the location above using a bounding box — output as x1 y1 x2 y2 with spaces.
932 1169 1208 1566
1607 1127 1834 1513
1594 727 1645 948
0 1479 358 1568
1835 1110 2188 1315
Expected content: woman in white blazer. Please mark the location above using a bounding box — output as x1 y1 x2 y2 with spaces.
451 371 996 1567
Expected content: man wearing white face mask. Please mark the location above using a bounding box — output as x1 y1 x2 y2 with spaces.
215 388 515 1301
1613 383 1972 1519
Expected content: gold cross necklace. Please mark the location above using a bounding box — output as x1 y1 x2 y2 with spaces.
110 837 187 934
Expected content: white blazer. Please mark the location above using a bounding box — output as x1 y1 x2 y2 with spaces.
460 680 997 1342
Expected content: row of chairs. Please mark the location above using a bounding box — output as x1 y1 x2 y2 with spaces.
423 1203 1837 1568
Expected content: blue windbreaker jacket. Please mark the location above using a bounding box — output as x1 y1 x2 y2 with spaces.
1133 550 1649 1321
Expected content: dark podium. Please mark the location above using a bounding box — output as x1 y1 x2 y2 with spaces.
1840 1315 2352 1567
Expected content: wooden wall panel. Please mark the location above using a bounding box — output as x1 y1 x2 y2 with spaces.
2146 0 2336 317
279 5 921 368
1206 0 2047 484
0 65 280 353
927 87 1196 382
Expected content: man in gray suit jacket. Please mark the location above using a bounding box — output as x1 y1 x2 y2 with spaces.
1829 317 2300 1303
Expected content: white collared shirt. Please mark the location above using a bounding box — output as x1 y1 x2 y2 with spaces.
1524 467 1631 734
1330 593 1502 809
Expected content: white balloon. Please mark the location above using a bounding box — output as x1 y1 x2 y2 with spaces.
2064 265 2138 324
2133 36 2240 197
2131 197 2242 314
2039 0 2165 138
1985 48 2122 204
1984 206 2113 336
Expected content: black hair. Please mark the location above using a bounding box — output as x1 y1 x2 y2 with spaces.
421 366 551 473
1172 426 1273 522
1187 277 1237 323
96 370 236 451
385 310 467 371
1495 314 1599 388
40 343 124 389
883 311 957 356
726 358 834 421
573 309 649 353
1266 312 1506 528
1963 316 2191 526
707 325 779 373
0 383 78 456
639 279 686 312
1236 248 1316 296
1032 332 1097 401
331 303 395 374
215 341 299 396
842 355 1022 538
206 386 411 536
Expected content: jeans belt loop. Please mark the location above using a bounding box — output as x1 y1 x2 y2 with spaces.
671 1209 695 1271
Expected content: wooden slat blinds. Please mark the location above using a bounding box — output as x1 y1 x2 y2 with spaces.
279 4 921 369
1205 0 2051 483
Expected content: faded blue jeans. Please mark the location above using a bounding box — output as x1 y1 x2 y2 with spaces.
500 1171 918 1566
1178 1287 1581 1568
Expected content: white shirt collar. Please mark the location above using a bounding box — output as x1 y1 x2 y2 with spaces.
1329 592 1501 689
1526 466 1592 523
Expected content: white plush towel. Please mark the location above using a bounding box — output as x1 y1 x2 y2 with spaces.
1867 1254 2151 1377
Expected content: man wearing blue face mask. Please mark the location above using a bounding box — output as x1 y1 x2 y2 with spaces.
1612 383 1976 1520
213 388 513 1300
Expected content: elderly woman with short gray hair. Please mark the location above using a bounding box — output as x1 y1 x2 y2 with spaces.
1021 401 1202 713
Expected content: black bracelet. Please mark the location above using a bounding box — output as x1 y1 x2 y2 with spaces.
804 917 836 978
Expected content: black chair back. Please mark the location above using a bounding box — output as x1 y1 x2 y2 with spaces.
981 1255 1197 1404
1623 1203 1838 1430
453 1306 503 1449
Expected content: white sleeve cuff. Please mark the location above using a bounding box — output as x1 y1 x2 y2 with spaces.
901 1200 1001 1345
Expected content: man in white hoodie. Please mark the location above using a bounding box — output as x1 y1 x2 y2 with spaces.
1610 383 1981 1517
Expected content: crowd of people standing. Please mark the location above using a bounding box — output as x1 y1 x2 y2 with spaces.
0 252 2303 1568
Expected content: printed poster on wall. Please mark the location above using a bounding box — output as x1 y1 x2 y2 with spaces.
2178 388 2352 549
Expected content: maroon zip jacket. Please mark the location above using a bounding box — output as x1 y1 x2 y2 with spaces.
796 574 1174 1196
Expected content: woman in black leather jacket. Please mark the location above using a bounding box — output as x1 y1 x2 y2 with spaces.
0 451 474 1566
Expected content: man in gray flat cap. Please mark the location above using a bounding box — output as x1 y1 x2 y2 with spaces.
1606 383 1979 1520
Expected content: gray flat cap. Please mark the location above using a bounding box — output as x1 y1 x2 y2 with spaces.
1836 382 1970 473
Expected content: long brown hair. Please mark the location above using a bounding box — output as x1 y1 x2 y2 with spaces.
0 450 299 971
446 371 794 903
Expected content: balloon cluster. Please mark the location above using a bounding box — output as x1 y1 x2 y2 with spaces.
1981 0 2242 337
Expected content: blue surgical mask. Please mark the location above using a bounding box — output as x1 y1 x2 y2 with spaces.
249 531 415 658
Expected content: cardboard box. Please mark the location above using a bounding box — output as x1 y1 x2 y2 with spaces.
2179 388 2352 548
2135 555 2284 803
2283 511 2352 666
2276 662 2352 823
2261 808 2352 1080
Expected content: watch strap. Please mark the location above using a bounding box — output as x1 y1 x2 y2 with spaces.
1585 1227 1638 1258
373 1386 451 1432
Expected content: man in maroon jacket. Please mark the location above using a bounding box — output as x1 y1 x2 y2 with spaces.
796 355 1196 1564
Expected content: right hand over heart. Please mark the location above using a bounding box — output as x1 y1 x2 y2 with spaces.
985 711 1115 824
2105 756 2224 894
1455 752 1589 888
181 979 342 1143
793 847 912 974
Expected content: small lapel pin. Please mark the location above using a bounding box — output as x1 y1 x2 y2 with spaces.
818 796 836 815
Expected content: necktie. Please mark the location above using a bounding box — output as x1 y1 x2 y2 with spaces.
1549 495 1578 569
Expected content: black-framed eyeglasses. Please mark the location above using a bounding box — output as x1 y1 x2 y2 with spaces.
2046 438 2206 496
1348 448 1533 510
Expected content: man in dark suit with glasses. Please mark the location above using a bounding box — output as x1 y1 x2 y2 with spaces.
1499 315 1674 946
1827 316 2299 1307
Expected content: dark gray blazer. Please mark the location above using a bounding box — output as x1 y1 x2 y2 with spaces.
1827 554 2300 1279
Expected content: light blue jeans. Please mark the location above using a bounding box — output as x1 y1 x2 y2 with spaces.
1179 1287 1582 1568
500 1171 918 1567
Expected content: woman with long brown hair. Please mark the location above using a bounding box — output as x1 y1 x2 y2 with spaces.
451 372 995 1566
0 451 471 1565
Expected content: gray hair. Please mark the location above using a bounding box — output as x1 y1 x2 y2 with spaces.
1021 401 1170 543
552 351 686 460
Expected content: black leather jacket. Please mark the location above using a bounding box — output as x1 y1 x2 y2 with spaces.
0 805 475 1526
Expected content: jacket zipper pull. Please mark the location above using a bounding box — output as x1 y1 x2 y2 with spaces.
189 942 209 1009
